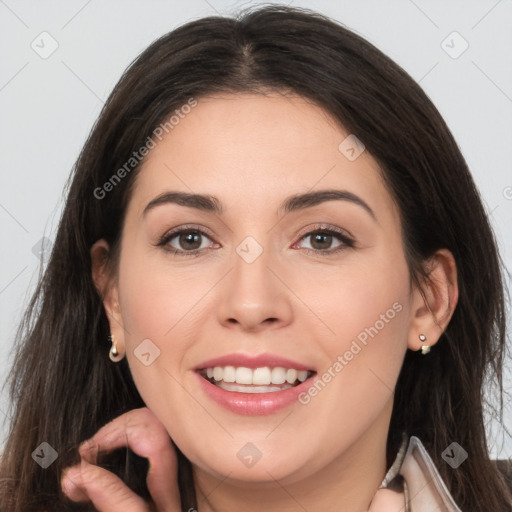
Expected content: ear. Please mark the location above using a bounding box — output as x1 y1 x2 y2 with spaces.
407 248 458 352
91 239 126 359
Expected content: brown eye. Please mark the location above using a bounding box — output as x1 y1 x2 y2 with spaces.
158 226 217 256
177 231 203 250
295 227 355 256
309 232 335 250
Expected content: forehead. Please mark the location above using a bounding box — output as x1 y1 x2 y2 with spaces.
127 93 397 224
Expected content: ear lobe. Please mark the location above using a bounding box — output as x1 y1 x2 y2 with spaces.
407 248 459 351
91 239 126 358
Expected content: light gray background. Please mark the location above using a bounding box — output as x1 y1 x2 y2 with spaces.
1 0 511 458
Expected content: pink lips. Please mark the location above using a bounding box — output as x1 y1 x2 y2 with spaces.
193 353 316 416
194 353 314 372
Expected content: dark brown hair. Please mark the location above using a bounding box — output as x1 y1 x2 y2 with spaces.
1 5 511 511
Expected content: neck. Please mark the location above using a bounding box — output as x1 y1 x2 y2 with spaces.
191 410 393 512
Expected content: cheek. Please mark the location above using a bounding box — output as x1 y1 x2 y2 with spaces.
326 274 410 364
299 247 410 420
118 248 209 341
116 252 212 436
307 245 411 358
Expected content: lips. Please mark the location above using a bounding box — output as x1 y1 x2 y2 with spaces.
195 353 314 372
194 353 317 415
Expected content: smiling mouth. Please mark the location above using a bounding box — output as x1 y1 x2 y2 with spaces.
199 366 316 393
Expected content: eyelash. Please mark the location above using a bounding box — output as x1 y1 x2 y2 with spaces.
156 224 355 258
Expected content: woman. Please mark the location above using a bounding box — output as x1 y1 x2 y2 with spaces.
0 4 511 511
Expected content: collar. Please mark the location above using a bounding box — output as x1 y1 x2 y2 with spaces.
379 434 462 512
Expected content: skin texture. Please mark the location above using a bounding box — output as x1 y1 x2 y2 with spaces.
69 93 458 512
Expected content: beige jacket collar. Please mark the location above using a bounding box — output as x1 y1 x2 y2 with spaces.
379 435 462 511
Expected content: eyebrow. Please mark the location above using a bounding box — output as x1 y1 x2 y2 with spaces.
143 189 376 221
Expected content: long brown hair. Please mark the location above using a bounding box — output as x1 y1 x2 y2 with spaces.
1 5 511 511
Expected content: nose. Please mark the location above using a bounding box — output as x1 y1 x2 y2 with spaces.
216 241 294 333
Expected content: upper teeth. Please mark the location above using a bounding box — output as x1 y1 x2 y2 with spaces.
205 366 310 385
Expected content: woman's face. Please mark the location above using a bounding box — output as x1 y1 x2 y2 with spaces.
108 93 421 485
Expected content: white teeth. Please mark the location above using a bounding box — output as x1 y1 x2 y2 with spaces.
271 367 287 384
286 369 298 384
253 367 271 385
297 370 308 382
235 367 253 385
203 366 312 386
223 365 236 383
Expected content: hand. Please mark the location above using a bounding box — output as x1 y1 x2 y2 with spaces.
61 407 182 511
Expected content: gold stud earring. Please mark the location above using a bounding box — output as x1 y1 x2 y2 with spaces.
419 334 430 354
109 335 122 362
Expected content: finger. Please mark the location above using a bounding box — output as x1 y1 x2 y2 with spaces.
79 407 168 462
146 441 181 512
78 458 149 512
79 407 180 511
61 464 88 502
